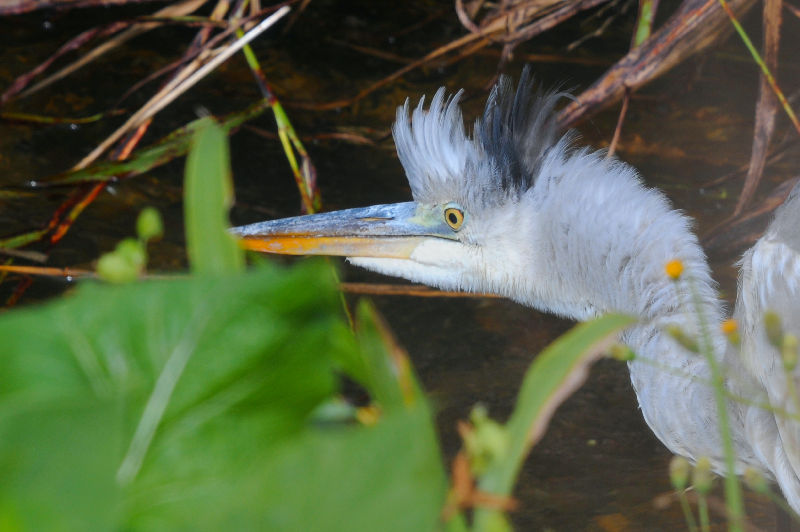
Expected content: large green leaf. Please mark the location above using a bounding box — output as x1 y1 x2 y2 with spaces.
0 262 344 529
0 262 448 530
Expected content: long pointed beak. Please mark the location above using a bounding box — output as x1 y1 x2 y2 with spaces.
231 202 454 259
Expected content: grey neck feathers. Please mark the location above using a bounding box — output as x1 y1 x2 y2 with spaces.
525 150 757 468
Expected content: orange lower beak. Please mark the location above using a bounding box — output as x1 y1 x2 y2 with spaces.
232 202 455 259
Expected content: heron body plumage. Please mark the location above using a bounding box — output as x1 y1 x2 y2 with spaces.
234 69 800 513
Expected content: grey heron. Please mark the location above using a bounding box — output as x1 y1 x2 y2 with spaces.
233 70 800 514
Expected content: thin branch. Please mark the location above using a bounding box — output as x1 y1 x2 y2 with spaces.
74 7 290 170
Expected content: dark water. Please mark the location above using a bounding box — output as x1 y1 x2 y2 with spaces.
1 1 799 529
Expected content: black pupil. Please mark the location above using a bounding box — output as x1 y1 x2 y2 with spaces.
448 212 458 224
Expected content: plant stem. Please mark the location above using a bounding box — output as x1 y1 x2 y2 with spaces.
717 0 800 136
689 280 745 532
698 493 711 532
678 490 699 532
234 24 319 213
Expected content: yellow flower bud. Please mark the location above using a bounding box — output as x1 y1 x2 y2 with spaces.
608 343 636 362
764 311 783 348
721 318 741 345
669 455 690 491
783 334 798 371
743 467 768 494
692 457 713 495
665 259 684 280
721 319 738 335
666 325 699 353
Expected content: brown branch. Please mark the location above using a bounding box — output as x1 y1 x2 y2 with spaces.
1 21 128 105
734 0 783 215
11 1 207 103
0 0 165 15
703 177 799 255
557 0 758 128
0 264 95 279
291 0 609 111
340 282 500 298
607 88 630 158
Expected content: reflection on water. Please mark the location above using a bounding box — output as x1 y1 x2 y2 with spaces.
2 1 799 529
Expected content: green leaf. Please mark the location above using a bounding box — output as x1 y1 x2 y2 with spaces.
345 300 426 412
134 401 447 532
184 117 244 274
474 313 635 528
256 406 447 532
0 260 450 530
136 207 164 242
0 262 346 530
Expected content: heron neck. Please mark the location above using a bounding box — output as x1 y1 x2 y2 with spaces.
526 160 726 328
523 158 752 465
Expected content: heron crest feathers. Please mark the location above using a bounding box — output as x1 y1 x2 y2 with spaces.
392 67 569 211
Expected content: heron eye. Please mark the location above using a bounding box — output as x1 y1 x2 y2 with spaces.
444 207 464 230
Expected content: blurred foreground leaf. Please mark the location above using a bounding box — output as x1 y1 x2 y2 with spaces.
0 261 446 530
184 116 244 274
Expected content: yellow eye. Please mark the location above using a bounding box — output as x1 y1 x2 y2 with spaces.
444 207 464 230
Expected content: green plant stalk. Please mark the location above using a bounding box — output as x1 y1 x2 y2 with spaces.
678 491 699 532
636 351 800 423
698 493 711 532
783 363 800 422
718 0 800 136
232 25 357 327
233 30 355 326
236 28 317 213
688 280 744 532
0 229 48 250
632 0 657 47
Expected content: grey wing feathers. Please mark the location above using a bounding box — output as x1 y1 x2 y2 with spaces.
736 179 800 507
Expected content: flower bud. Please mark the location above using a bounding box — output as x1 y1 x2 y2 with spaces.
608 343 635 362
743 467 768 494
764 311 784 348
665 259 684 280
669 455 690 491
97 252 139 284
666 325 699 353
137 207 164 242
115 238 146 272
464 404 508 475
692 457 713 495
782 334 798 371
721 319 740 346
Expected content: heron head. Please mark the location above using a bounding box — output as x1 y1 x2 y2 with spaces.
232 69 572 298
